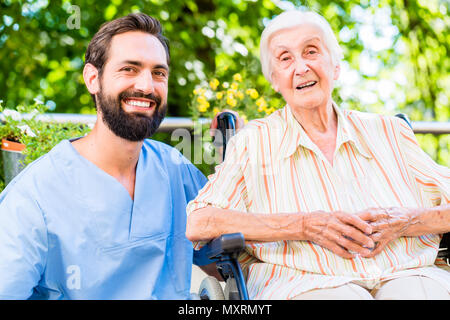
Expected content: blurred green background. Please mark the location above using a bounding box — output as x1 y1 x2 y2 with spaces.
0 0 449 167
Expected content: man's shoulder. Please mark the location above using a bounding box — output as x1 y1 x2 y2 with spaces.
8 141 69 180
142 139 202 172
142 138 172 151
0 140 70 200
142 139 189 164
142 139 206 188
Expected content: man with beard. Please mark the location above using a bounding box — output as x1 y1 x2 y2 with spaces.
0 13 214 299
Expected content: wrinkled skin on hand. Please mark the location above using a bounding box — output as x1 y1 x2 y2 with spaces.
303 210 375 259
357 207 416 258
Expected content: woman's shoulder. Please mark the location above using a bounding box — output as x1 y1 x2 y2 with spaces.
240 108 285 134
225 109 287 159
341 109 416 154
343 108 386 121
343 108 405 130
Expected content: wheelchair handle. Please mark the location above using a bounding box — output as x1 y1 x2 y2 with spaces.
216 112 236 160
395 113 413 129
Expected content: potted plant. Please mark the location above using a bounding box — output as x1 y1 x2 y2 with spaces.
0 99 90 188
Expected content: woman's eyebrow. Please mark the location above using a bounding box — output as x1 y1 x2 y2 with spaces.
302 36 321 45
273 36 322 51
272 45 290 55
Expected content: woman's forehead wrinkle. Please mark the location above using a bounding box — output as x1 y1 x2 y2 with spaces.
270 28 324 51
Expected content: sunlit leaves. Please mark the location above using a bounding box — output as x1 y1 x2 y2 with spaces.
0 0 447 164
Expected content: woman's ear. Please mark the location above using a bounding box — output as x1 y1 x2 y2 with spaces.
83 63 100 95
333 63 341 81
270 72 280 92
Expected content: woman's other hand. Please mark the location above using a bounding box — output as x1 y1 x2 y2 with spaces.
302 210 374 259
357 207 417 258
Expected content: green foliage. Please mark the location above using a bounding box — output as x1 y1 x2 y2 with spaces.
0 0 448 166
0 0 282 117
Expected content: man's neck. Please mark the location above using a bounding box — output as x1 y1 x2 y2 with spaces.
71 121 143 199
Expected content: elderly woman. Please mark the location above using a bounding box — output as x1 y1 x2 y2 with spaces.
186 10 450 300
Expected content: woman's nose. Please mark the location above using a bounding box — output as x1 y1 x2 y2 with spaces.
294 58 310 76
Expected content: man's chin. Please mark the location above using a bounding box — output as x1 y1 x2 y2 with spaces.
97 95 167 141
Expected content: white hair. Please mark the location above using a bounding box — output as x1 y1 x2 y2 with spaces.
259 10 344 83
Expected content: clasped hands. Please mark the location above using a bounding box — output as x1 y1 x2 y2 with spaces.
304 207 415 259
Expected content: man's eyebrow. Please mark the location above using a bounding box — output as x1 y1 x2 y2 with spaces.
118 60 169 71
119 60 143 67
153 64 170 72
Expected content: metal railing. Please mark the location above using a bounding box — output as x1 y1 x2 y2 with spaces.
409 122 450 135
1 113 450 134
1 113 208 133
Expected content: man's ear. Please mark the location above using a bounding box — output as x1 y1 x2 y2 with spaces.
83 63 100 95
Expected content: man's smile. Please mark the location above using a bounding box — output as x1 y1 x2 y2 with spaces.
122 98 156 109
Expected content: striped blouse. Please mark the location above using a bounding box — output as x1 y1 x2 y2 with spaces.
187 104 450 299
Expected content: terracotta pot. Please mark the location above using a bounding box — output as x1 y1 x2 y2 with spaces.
1 139 26 185
1 139 25 152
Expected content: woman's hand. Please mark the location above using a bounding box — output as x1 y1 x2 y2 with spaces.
302 210 374 259
357 207 416 258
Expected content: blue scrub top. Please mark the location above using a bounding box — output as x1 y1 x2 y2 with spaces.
0 139 207 299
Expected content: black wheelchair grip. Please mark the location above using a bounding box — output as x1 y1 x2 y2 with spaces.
216 112 236 160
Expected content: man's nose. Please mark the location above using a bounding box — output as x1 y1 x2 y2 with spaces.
134 70 154 94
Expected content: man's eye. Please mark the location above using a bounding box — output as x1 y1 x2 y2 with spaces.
153 71 167 77
121 67 136 72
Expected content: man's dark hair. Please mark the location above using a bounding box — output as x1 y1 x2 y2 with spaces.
85 13 170 76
